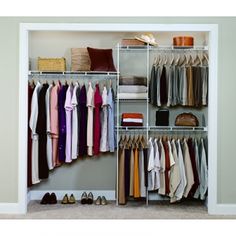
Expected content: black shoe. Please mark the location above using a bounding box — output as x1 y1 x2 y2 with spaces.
80 192 88 204
49 192 57 204
40 192 50 204
87 192 94 205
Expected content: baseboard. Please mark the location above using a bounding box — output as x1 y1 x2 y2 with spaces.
29 190 116 201
0 203 22 214
208 204 236 215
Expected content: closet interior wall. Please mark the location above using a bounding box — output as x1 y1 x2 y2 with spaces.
28 30 209 202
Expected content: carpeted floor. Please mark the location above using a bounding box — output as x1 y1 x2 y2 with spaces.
0 200 236 219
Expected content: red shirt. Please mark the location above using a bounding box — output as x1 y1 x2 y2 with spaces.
93 84 102 155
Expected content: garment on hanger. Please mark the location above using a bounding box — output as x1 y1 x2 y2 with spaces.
50 81 61 168
58 84 67 163
65 84 73 163
78 84 87 156
36 83 49 179
100 86 109 152
71 82 79 160
76 84 81 156
87 82 94 156
27 83 35 187
45 84 54 170
93 84 102 155
107 87 115 152
29 81 42 184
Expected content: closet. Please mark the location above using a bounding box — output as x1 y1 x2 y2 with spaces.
23 25 214 211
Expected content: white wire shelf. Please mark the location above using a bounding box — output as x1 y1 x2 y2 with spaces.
28 71 119 76
117 45 208 51
115 98 149 102
116 126 207 132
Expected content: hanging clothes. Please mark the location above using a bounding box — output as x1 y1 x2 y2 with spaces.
36 83 49 179
58 84 67 163
29 81 42 185
65 84 73 163
100 86 109 152
158 138 166 195
87 82 94 156
93 84 102 155
107 87 115 152
71 82 79 160
45 84 54 171
50 81 61 167
78 85 87 157
27 83 35 187
76 84 81 156
133 145 140 198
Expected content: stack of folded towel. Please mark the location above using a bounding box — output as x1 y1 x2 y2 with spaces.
121 113 144 126
118 76 148 99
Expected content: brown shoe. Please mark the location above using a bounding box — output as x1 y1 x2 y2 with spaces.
61 194 69 204
68 194 76 204
80 192 88 204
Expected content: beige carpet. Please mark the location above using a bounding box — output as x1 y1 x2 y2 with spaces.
0 200 236 219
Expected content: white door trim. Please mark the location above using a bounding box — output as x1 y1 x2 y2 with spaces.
16 23 221 215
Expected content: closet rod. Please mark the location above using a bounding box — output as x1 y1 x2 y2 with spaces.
28 71 119 76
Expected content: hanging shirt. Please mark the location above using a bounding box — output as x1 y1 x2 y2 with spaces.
193 139 201 199
76 85 81 155
133 147 140 198
169 139 181 203
158 139 166 195
201 66 208 106
29 81 42 184
153 139 161 190
107 87 115 152
71 83 79 160
138 143 146 197
65 84 73 163
200 138 208 200
27 83 35 187
160 66 168 105
79 85 87 156
183 139 194 197
58 84 68 163
147 138 155 191
174 139 187 201
129 145 134 197
45 84 53 170
86 82 94 156
186 66 194 106
93 84 102 155
36 83 49 179
100 86 109 152
149 65 157 106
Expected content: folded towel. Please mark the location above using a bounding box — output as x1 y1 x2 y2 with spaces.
121 122 143 127
119 85 147 93
118 93 148 99
122 118 143 123
119 76 147 86
122 113 143 119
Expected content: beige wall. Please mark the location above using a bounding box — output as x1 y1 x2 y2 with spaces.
0 17 235 204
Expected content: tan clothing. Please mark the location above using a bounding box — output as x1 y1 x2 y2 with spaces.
129 146 134 196
183 139 194 197
133 147 140 198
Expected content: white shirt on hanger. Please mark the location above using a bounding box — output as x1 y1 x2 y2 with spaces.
100 86 109 152
71 83 79 160
193 139 201 199
87 82 94 156
29 81 42 185
147 138 155 191
45 84 54 170
174 139 187 201
158 139 166 195
153 138 161 190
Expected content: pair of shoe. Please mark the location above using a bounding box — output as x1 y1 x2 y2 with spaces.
40 192 57 204
61 194 76 204
95 196 107 205
81 192 94 204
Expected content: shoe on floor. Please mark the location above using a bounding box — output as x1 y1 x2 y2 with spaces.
80 192 88 205
87 192 94 205
95 196 101 205
61 194 69 204
68 194 76 204
101 196 107 205
40 192 50 204
49 192 57 204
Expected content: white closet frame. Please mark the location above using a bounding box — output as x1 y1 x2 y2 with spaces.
18 23 218 214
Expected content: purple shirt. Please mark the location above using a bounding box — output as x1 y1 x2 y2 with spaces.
78 85 87 156
65 84 73 163
58 84 68 162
